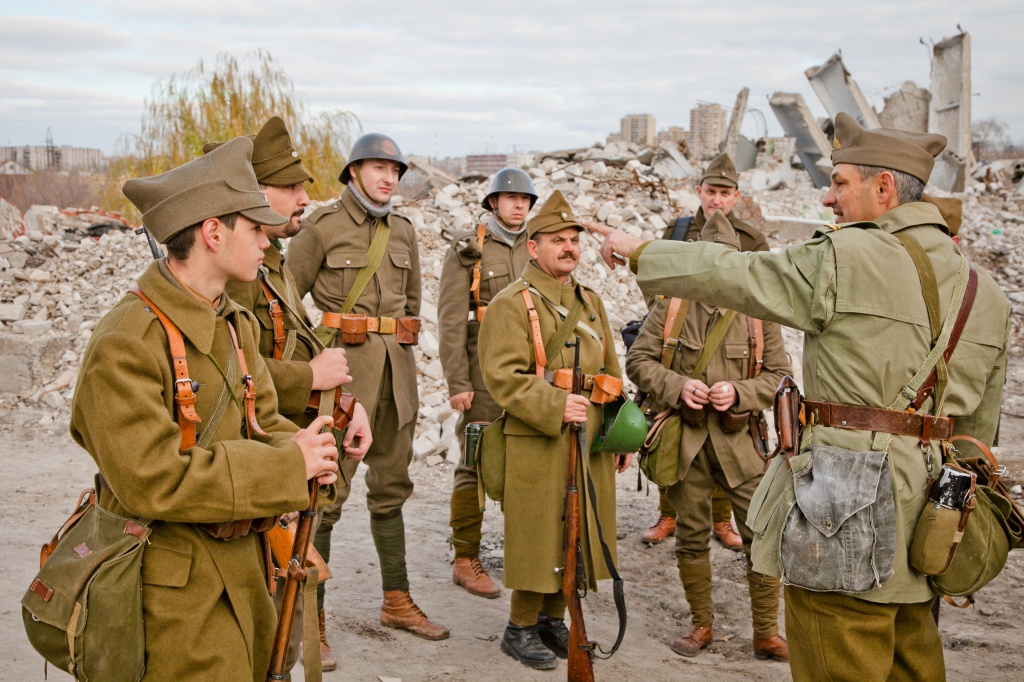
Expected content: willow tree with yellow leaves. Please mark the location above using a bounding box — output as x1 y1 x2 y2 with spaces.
104 49 359 216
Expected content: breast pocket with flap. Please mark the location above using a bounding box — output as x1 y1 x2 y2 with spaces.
389 250 412 295
325 250 368 299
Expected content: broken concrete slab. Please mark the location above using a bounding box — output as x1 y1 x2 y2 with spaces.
929 32 973 166
805 53 881 129
768 92 833 188
879 81 930 133
723 87 750 159
762 215 824 242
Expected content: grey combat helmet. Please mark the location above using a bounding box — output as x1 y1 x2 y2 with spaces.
339 133 408 183
482 168 538 211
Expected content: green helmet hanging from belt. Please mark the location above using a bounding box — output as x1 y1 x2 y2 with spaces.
482 168 538 211
339 133 409 183
592 398 647 453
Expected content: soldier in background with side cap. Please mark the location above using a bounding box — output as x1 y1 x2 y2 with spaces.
206 117 373 675
643 151 769 549
289 133 450 644
70 138 341 681
478 191 632 670
584 113 1010 682
438 168 534 599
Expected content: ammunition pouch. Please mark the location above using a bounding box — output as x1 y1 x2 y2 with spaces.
478 415 507 502
638 409 682 487
397 316 422 346
200 515 278 541
339 313 368 345
591 374 623 404
718 409 750 433
681 404 706 427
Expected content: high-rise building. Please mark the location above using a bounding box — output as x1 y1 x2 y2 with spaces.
0 145 106 173
619 114 656 147
688 104 728 161
655 126 687 146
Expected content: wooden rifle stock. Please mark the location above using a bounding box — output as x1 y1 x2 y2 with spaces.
267 482 319 681
562 337 596 682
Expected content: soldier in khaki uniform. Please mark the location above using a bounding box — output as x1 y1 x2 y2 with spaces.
439 167 534 598
69 137 341 682
626 210 789 661
209 117 372 673
585 113 1010 682
288 133 449 641
643 152 768 549
478 191 631 670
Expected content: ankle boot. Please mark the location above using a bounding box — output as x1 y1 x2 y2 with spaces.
535 615 569 659
500 623 558 670
380 590 450 640
642 514 676 544
452 557 501 598
318 608 337 672
670 624 714 657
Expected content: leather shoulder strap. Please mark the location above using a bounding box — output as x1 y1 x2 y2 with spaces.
257 272 286 361
520 289 546 376
470 223 487 310
660 298 691 368
225 319 269 440
746 317 764 379
130 287 201 451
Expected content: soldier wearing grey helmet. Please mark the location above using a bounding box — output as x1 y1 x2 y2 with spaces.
289 133 450 645
438 167 536 598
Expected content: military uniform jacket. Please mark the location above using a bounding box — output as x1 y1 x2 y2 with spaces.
70 261 314 680
625 296 789 487
632 201 1010 604
225 242 319 420
438 225 529 399
478 261 621 593
287 190 422 427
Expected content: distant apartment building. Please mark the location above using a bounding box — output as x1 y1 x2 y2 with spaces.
1 145 106 173
688 103 728 161
465 154 507 176
619 114 656 147
655 126 687 146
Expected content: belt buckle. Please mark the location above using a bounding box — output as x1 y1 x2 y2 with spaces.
378 317 396 334
583 375 595 391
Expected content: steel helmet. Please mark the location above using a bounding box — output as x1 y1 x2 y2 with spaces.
482 168 538 211
591 397 647 453
339 133 408 183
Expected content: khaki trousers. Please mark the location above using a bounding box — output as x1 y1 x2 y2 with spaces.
785 586 945 682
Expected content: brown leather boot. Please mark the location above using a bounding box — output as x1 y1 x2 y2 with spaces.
712 521 742 551
642 514 676 544
318 608 337 672
670 625 713 657
753 634 789 661
380 590 450 640
453 557 502 598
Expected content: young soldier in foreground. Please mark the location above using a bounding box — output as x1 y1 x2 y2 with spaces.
478 191 631 670
208 116 372 674
70 137 341 681
643 152 769 549
288 133 449 641
626 210 789 661
439 168 534 598
586 114 1010 682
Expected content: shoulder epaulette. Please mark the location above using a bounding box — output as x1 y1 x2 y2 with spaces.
305 201 342 224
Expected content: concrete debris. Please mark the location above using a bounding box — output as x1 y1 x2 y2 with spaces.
768 92 833 189
3 139 1024 463
723 87 750 161
879 81 930 133
804 53 882 129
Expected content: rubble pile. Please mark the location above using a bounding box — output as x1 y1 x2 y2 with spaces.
2 141 1024 462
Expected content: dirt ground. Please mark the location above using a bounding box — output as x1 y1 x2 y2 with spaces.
3 402 1023 681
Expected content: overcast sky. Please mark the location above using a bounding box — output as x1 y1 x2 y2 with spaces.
1 0 1021 159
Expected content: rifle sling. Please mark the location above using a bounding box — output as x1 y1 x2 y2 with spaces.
576 427 626 659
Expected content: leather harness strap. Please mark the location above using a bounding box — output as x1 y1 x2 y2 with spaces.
131 287 201 450
746 316 764 379
520 288 547 377
257 273 287 361
226 320 269 441
802 400 954 442
470 223 487 321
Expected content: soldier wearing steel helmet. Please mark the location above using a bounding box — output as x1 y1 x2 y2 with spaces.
438 168 535 599
288 133 450 648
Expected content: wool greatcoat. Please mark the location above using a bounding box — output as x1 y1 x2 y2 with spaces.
438 225 529 487
629 201 1009 605
625 297 788 489
225 241 319 422
478 261 621 594
70 261 320 682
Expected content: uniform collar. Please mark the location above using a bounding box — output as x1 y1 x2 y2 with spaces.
522 260 581 303
139 260 234 355
262 241 284 273
870 201 947 235
341 187 392 228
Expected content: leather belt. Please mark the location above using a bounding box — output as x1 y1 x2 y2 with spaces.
321 312 398 334
544 369 595 391
803 400 954 443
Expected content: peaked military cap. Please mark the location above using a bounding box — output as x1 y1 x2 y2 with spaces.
527 190 583 238
123 137 287 244
700 152 739 188
699 209 741 251
831 112 946 183
202 116 313 187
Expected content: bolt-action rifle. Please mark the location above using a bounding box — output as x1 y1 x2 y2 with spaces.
134 225 164 260
561 336 596 682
